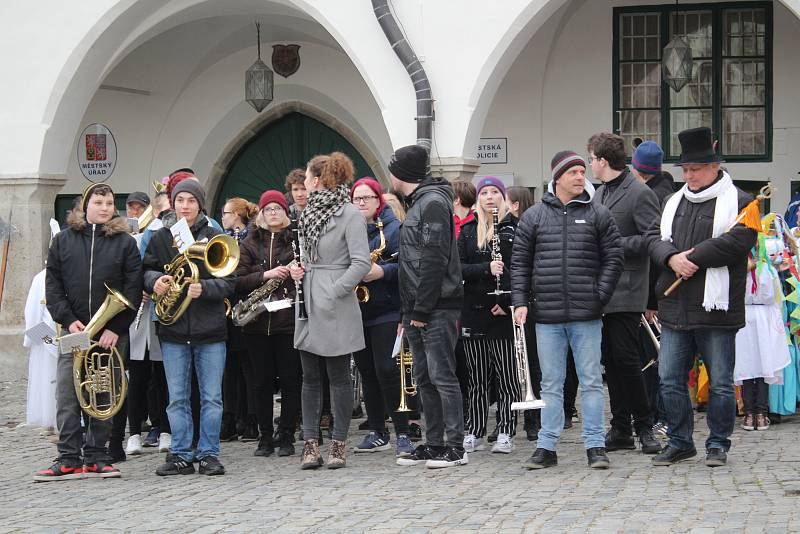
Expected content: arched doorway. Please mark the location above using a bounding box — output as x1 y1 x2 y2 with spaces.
213 111 373 215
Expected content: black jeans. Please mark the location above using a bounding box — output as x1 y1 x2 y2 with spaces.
563 349 578 418
224 348 251 424
639 322 664 423
741 378 769 415
245 333 301 437
127 352 169 436
353 321 410 436
602 312 653 434
148 361 170 433
300 352 352 441
404 309 463 448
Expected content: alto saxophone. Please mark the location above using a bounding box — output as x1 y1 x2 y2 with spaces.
231 277 284 326
355 219 386 303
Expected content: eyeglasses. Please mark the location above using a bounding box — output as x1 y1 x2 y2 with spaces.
262 207 284 214
222 211 233 215
353 195 378 204
587 155 602 164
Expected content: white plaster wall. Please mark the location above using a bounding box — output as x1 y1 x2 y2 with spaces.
480 0 800 211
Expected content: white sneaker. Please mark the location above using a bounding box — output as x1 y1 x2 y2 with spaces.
462 434 485 453
158 432 172 453
125 434 143 455
491 433 514 454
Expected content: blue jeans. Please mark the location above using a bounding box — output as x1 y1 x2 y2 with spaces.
161 341 226 461
659 326 736 452
535 320 605 451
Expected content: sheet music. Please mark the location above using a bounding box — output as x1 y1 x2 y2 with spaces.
170 217 195 253
264 299 292 312
24 321 57 346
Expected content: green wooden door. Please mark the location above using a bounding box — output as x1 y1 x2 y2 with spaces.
214 112 371 216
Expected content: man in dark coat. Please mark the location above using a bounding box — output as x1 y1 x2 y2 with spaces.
647 127 757 467
511 150 624 470
589 132 661 455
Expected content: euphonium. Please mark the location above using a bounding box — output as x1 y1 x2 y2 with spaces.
73 283 135 420
509 306 545 411
396 333 417 412
154 234 240 325
356 219 386 303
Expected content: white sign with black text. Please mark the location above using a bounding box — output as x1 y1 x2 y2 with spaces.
476 138 508 164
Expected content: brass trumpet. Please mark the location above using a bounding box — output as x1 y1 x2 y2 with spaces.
396 332 417 412
510 307 545 411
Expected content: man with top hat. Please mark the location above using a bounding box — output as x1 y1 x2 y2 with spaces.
647 127 757 467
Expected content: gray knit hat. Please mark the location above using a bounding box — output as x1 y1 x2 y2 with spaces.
171 179 206 211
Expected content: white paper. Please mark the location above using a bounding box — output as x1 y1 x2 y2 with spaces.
49 219 60 238
24 321 57 346
264 299 292 312
392 329 404 358
58 331 90 354
170 217 195 253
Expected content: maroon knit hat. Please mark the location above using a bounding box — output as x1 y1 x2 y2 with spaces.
258 189 289 214
351 177 386 215
551 151 586 182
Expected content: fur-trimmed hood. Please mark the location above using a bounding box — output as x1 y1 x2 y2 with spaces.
67 210 130 236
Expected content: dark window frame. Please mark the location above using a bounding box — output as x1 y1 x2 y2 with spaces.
612 2 773 163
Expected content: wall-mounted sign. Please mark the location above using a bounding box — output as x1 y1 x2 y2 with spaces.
77 123 117 182
476 137 507 164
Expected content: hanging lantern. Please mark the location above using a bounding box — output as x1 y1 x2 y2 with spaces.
662 2 693 93
245 22 273 112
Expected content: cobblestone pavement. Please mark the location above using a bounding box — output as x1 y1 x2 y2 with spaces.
1 378 800 533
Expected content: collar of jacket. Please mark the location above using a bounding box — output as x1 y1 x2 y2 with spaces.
69 213 130 237
544 179 596 207
409 176 455 204
370 204 397 231
188 215 210 236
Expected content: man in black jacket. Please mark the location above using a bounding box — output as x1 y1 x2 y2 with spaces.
36 183 142 482
144 179 234 477
511 151 624 470
647 127 757 467
589 133 661 455
390 145 466 469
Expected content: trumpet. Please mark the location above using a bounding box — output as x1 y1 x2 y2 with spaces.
641 314 661 371
396 331 417 412
510 306 545 411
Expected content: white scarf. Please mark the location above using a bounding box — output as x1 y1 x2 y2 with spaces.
660 171 738 311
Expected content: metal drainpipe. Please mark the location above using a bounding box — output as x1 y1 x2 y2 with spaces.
372 0 433 152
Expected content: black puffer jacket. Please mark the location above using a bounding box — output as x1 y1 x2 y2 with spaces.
234 225 296 336
143 216 235 345
458 211 516 338
648 177 757 330
399 176 463 322
511 182 624 324
46 212 143 337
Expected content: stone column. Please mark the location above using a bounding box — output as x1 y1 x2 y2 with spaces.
430 156 481 182
0 176 66 379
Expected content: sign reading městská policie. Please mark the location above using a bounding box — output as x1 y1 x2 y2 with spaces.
77 123 117 182
476 138 507 164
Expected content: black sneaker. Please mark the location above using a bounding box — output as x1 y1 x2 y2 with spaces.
523 448 557 469
277 432 296 457
587 447 610 469
198 456 225 476
605 428 636 451
33 459 84 482
652 445 698 466
240 417 259 442
156 457 195 476
487 426 499 443
408 422 423 442
142 427 160 447
254 436 275 457
83 461 121 479
396 444 443 466
426 446 468 469
107 440 126 463
705 448 727 467
637 428 661 455
220 415 238 442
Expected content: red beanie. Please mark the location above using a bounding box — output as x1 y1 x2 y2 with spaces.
259 189 289 213
351 177 385 215
167 171 195 202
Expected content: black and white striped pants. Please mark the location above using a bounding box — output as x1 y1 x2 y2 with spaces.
463 337 520 437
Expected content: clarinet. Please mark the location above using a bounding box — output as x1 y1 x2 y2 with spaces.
487 207 510 297
291 230 308 320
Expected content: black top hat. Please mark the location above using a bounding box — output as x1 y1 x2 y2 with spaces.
677 127 722 165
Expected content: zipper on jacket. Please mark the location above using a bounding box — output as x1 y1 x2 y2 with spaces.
267 232 275 336
561 209 570 316
89 224 96 317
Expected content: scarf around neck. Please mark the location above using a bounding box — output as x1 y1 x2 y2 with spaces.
300 184 351 262
661 170 739 311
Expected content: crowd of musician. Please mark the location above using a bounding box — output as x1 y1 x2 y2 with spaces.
33 125 757 480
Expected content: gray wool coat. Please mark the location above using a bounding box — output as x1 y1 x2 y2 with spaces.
593 169 661 314
294 202 371 356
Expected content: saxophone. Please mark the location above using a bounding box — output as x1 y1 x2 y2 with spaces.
231 277 283 326
355 219 386 303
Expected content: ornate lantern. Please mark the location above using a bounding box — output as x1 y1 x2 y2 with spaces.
245 22 274 112
662 2 694 93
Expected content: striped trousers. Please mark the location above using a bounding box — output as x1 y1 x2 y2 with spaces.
463 337 520 437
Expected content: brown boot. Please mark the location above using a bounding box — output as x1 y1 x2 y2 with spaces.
327 439 347 469
301 439 323 470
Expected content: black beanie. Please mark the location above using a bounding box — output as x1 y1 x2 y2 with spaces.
171 179 206 211
388 145 429 183
551 151 586 182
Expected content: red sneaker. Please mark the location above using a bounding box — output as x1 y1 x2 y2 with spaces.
83 461 121 479
33 460 84 482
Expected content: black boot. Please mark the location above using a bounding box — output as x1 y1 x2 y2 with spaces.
254 435 275 457
523 410 540 442
240 415 259 442
637 426 661 455
107 440 126 463
277 431 296 457
220 414 238 442
605 427 636 451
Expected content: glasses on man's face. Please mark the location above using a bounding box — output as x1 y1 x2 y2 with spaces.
262 207 284 214
587 155 601 164
353 195 378 204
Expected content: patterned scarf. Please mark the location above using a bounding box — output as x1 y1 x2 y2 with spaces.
300 184 351 262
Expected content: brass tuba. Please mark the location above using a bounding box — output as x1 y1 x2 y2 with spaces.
154 234 240 325
396 332 417 412
355 219 386 303
73 284 135 420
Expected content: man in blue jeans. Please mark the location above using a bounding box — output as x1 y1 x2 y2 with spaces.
143 179 235 476
510 151 623 469
647 127 756 467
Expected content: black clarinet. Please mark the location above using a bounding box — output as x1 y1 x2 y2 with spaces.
291 229 308 320
487 207 510 298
